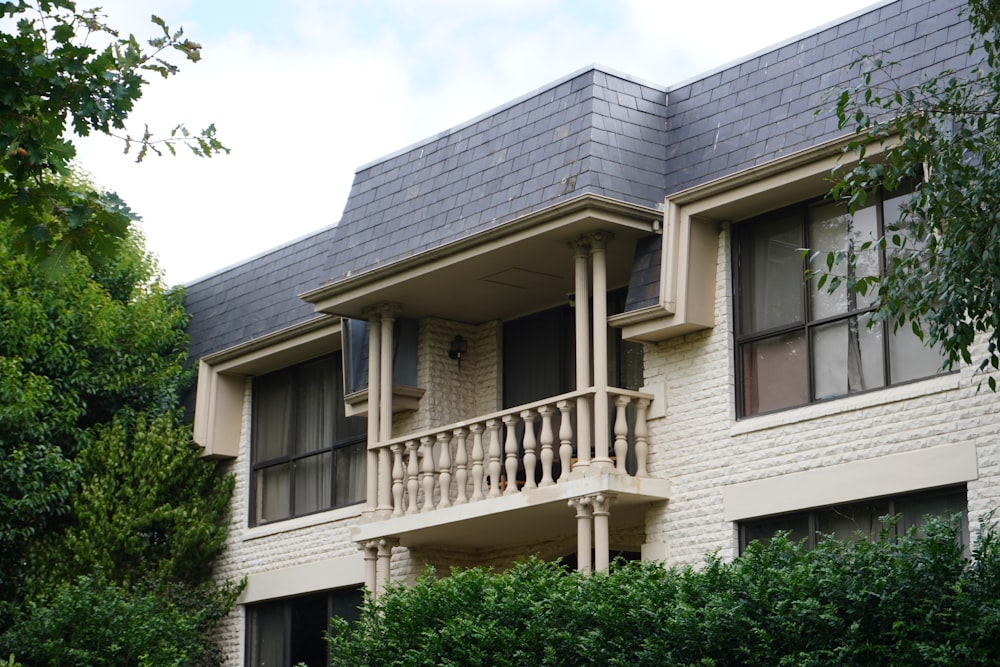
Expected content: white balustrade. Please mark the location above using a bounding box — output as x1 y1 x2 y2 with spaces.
369 387 654 518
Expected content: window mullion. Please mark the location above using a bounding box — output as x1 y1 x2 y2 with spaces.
801 208 816 404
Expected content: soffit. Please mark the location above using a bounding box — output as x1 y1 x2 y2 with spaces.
303 196 661 323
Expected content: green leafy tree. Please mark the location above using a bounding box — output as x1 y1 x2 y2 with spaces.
0 217 240 663
0 0 227 267
328 516 1000 666
824 0 1000 388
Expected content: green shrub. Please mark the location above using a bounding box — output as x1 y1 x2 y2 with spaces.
329 515 1000 667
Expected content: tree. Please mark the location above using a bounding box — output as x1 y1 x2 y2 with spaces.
825 0 1000 389
328 516 1000 666
0 0 226 268
0 217 240 663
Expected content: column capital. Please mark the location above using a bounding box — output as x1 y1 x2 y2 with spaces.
588 230 614 250
569 236 592 255
591 492 616 515
377 537 400 555
568 496 593 513
362 302 402 319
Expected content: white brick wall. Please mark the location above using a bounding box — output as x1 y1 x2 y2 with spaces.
642 224 1000 566
213 224 1000 665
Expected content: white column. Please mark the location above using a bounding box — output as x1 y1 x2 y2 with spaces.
590 232 613 471
570 497 593 574
364 311 381 515
377 305 398 514
572 238 592 474
592 493 614 573
376 538 397 597
362 541 378 596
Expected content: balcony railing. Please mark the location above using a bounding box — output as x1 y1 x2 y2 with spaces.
368 387 653 518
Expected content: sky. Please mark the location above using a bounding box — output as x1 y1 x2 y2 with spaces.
71 0 882 285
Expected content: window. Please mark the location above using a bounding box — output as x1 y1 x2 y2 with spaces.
734 186 946 416
251 355 366 525
738 486 967 553
247 588 363 667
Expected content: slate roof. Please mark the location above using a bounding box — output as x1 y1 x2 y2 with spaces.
185 0 974 362
186 68 671 360
662 0 974 193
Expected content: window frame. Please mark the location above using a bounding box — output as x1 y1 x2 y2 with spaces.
732 186 944 418
249 354 366 526
245 587 363 667
737 485 968 554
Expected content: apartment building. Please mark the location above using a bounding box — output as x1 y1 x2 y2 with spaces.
184 0 999 663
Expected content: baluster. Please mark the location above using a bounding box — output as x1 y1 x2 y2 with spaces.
613 395 629 474
538 405 555 487
486 419 502 498
390 443 405 516
557 400 574 482
502 414 521 496
634 398 650 477
520 410 538 491
470 423 485 501
405 440 419 514
454 427 469 505
420 435 435 512
437 432 452 509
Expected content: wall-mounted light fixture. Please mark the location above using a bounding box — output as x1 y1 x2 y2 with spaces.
448 335 468 370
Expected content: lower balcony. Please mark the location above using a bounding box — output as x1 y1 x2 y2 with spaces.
354 386 670 589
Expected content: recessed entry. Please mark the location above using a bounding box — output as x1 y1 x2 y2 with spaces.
479 267 563 289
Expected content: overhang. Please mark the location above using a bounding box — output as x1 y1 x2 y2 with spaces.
352 472 670 549
300 194 661 323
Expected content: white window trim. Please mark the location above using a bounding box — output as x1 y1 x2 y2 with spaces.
722 441 978 522
239 553 364 604
193 316 342 458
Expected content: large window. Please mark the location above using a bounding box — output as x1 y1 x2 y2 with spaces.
734 187 945 416
247 588 363 667
739 486 967 553
251 355 366 525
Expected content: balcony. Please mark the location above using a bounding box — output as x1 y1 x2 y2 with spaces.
354 385 670 591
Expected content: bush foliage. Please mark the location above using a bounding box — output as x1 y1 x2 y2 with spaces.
0 223 239 662
329 516 1000 667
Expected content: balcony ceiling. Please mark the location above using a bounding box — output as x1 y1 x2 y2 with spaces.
303 195 660 323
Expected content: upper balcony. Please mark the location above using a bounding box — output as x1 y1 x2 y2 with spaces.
297 194 703 592
353 385 669 547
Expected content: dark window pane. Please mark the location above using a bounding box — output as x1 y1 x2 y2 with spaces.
817 500 890 543
253 370 295 462
741 331 808 416
295 358 334 456
334 442 366 507
249 603 285 667
294 452 332 516
743 513 810 548
255 463 291 523
896 488 967 543
739 210 803 334
289 595 329 667
330 588 364 624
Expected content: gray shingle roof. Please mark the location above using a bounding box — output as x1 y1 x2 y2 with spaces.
186 68 670 358
185 0 974 361
661 0 973 194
